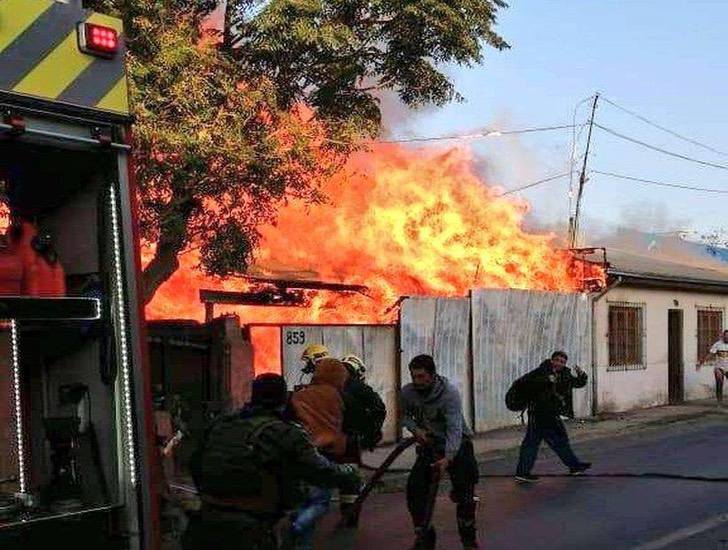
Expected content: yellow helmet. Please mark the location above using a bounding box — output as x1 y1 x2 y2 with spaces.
301 344 330 363
301 344 330 374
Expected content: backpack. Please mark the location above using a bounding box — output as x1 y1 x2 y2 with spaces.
197 413 279 501
343 379 387 450
505 372 536 412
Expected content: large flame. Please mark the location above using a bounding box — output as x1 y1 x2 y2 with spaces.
146 144 603 372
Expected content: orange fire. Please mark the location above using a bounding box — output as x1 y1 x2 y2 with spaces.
145 143 603 372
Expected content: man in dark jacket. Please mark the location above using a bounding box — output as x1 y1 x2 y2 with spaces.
402 355 479 550
515 350 590 483
185 374 360 550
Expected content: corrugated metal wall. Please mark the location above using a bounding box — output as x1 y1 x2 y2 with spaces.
399 297 473 427
278 290 592 443
280 325 399 442
471 289 592 431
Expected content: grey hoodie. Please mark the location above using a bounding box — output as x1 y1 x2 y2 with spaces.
401 375 473 460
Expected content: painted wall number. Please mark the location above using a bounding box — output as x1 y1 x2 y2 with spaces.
285 330 306 345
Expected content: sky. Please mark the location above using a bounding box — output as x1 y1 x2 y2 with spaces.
382 1 728 242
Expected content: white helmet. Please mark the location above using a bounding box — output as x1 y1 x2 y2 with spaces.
341 354 366 378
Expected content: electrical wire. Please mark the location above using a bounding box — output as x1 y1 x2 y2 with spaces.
569 94 597 211
379 124 584 144
497 172 572 196
600 96 728 158
592 169 728 194
594 123 728 171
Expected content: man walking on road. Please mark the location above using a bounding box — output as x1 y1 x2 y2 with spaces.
699 330 728 404
401 354 479 550
515 350 591 483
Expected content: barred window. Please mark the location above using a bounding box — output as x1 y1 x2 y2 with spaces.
608 304 644 370
697 309 723 363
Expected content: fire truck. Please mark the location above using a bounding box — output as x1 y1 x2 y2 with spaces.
0 0 156 548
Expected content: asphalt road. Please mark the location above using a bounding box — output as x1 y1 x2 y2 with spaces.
319 416 728 550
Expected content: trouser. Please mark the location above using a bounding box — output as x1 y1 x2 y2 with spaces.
516 414 581 475
339 438 362 522
290 486 332 549
183 507 278 550
406 439 479 546
339 464 361 526
714 367 726 402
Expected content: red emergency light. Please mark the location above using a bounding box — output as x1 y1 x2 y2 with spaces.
77 23 119 57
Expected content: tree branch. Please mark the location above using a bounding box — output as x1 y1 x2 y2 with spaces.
141 191 198 303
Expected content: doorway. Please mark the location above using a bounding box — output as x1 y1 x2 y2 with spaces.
668 309 684 404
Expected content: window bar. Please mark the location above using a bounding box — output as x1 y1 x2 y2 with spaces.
109 185 137 486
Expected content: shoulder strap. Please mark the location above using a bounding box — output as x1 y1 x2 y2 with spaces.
245 416 281 447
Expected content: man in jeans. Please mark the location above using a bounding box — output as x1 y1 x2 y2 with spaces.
515 350 591 483
401 355 479 550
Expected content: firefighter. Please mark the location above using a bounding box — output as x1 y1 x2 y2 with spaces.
402 355 479 550
300 344 330 375
339 354 387 526
186 373 360 550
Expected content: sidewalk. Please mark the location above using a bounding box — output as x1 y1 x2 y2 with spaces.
362 400 728 491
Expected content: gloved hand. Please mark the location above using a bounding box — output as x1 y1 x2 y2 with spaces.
338 464 362 494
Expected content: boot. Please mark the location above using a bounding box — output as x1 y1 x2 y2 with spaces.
338 502 360 528
410 526 436 550
457 497 479 550
457 512 478 549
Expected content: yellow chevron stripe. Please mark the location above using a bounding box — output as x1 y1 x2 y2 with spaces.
96 76 129 113
12 12 124 99
0 0 53 54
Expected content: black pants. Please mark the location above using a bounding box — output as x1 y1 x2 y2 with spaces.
516 414 581 476
406 439 479 545
183 507 278 550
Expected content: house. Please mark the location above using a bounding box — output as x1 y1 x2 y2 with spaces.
594 248 728 412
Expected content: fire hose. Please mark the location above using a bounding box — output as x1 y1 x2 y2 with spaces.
343 437 416 526
360 461 728 483
343 436 445 548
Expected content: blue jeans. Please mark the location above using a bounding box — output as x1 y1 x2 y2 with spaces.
291 486 332 549
516 414 581 475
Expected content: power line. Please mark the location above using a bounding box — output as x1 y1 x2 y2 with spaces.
497 172 571 196
592 169 728 194
594 123 728 171
600 96 728 157
379 124 584 144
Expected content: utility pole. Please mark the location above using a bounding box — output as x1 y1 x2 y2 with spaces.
569 93 599 249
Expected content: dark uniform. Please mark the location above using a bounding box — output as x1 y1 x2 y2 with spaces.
185 374 359 550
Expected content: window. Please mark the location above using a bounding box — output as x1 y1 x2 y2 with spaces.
608 304 645 370
697 309 723 363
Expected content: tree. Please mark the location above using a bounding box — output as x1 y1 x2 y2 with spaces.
224 0 509 119
90 0 508 303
